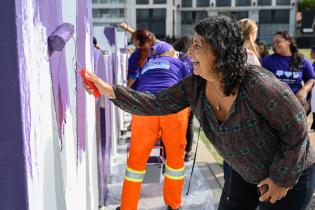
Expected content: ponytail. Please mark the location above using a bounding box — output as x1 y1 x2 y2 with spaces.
132 29 156 67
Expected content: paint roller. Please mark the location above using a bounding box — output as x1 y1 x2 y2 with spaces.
48 23 74 52
48 23 100 98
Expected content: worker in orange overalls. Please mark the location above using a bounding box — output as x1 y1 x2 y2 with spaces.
116 29 192 210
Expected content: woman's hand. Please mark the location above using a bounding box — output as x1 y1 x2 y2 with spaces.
82 71 116 99
258 178 290 204
295 87 308 103
117 22 135 34
118 22 128 30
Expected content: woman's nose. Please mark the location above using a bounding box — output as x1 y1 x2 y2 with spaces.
187 46 193 55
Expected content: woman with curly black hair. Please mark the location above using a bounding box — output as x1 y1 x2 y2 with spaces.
83 16 315 210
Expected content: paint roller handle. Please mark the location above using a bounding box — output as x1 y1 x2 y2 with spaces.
80 68 101 98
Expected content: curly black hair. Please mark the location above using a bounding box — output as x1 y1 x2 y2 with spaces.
194 15 248 96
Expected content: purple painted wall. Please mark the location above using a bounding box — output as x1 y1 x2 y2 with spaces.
37 0 71 141
0 0 28 209
76 0 92 157
94 48 110 203
0 0 128 208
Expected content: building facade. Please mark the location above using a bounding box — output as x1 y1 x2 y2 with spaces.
92 0 297 43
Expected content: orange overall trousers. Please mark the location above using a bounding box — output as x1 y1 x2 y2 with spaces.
120 108 189 210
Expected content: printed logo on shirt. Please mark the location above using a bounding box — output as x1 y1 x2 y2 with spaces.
141 59 170 75
275 70 301 84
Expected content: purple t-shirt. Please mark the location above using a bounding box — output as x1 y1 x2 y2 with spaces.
127 48 141 80
127 41 174 81
262 54 315 93
135 56 191 93
178 51 194 76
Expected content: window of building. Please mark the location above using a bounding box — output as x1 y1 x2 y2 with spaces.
92 0 98 3
181 11 208 24
109 0 126 2
259 23 290 44
182 0 192 7
259 10 289 23
232 11 248 19
276 0 291 5
258 0 271 6
196 0 210 7
92 8 125 18
93 9 99 18
216 0 231 7
136 0 149 4
154 0 167 4
152 9 166 18
181 11 208 35
137 9 150 19
136 9 166 39
235 0 251 6
181 11 194 24
195 11 208 19
274 10 290 22
218 11 248 20
100 0 108 3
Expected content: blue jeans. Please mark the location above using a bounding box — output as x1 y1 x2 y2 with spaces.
218 163 315 210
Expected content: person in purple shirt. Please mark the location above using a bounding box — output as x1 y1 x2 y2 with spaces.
135 55 191 93
116 28 191 210
127 30 175 89
262 31 314 116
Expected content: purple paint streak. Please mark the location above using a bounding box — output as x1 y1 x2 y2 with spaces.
93 48 110 202
50 52 70 139
104 27 116 47
76 0 93 159
104 54 114 153
34 0 71 140
0 0 28 209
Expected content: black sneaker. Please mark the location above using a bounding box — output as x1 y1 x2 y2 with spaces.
116 207 120 210
184 151 194 162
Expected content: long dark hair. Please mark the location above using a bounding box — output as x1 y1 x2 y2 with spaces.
131 29 156 67
273 31 304 71
257 41 269 58
194 15 248 96
173 36 192 52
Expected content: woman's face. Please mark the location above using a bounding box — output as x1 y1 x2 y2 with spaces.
187 33 218 82
250 29 257 42
272 34 291 55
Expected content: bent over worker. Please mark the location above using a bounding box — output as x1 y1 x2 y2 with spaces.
117 29 191 210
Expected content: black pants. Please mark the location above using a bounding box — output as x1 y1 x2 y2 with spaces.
218 164 315 210
185 111 194 153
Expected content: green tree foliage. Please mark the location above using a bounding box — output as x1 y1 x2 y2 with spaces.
298 0 315 10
